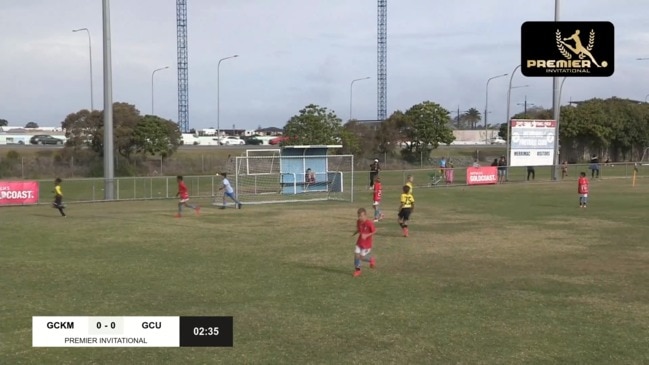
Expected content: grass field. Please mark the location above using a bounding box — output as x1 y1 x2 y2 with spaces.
2 178 649 364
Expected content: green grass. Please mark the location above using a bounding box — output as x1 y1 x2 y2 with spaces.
2 178 649 364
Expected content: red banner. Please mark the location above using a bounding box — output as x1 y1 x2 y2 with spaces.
466 167 498 185
0 181 40 206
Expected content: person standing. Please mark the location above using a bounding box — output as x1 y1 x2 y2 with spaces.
578 172 589 208
527 166 535 181
497 156 507 183
589 154 600 179
561 161 569 179
369 158 381 189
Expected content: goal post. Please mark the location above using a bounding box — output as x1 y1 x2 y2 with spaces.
232 154 354 205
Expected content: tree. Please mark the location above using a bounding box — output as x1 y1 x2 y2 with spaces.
400 101 456 162
376 111 406 154
133 115 182 158
282 104 343 146
0 119 8 126
61 109 102 150
461 108 481 129
341 120 375 156
25 122 39 128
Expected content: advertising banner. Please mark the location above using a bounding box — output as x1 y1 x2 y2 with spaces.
509 119 556 166
466 167 497 185
0 181 39 206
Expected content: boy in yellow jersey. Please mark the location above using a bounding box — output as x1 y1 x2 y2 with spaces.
405 175 414 196
52 178 66 217
398 185 414 237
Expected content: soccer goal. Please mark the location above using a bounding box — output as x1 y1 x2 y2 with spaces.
232 153 354 204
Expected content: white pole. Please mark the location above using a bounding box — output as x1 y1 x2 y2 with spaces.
217 55 238 144
151 66 169 115
551 0 561 180
102 0 114 200
349 77 370 121
72 28 94 111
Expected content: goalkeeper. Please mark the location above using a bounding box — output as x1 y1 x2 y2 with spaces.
217 172 242 209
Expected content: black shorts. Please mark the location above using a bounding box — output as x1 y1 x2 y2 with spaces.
398 208 412 221
54 196 62 205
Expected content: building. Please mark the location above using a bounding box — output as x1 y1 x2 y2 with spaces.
254 127 283 136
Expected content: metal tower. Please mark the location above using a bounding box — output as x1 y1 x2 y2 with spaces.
377 0 387 121
176 0 189 132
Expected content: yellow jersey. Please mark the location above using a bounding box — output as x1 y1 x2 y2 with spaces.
406 181 413 194
55 185 63 197
400 193 414 208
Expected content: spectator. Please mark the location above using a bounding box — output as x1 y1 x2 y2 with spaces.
561 161 568 179
472 159 480 168
305 168 316 189
527 166 535 181
589 154 600 179
369 158 381 189
497 156 507 183
491 158 498 167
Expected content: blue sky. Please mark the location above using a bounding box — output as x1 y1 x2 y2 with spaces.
1 0 648 130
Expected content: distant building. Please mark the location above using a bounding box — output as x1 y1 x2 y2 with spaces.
254 127 283 136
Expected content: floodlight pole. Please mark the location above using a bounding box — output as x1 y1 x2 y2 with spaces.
102 0 115 200
551 0 561 180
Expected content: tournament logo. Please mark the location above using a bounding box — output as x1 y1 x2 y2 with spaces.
521 21 614 77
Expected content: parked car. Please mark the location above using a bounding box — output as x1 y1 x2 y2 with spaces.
30 135 64 145
490 137 506 145
269 136 290 145
245 137 263 145
219 136 245 145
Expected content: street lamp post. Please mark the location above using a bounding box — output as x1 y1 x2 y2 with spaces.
151 66 169 115
517 96 535 117
217 55 239 143
484 73 508 144
558 77 567 106
551 0 561 180
72 28 94 111
349 77 370 121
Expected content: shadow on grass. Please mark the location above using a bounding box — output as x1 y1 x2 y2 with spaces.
291 262 351 276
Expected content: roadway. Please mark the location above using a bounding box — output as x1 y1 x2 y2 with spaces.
0 143 506 152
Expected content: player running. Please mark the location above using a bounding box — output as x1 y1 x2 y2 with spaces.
218 172 242 209
372 176 384 222
52 178 66 217
351 207 377 277
175 176 200 217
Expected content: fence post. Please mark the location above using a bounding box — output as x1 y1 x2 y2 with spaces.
166 177 169 198
116 179 120 200
92 183 95 201
197 176 200 197
133 178 136 199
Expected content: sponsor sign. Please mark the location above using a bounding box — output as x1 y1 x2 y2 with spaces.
521 21 614 77
0 181 39 206
509 119 556 166
466 166 497 185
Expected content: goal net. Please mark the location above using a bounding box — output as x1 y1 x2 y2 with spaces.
231 154 354 205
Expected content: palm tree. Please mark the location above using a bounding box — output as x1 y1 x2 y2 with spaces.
461 108 482 129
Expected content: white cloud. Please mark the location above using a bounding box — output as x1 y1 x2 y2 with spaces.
0 0 647 129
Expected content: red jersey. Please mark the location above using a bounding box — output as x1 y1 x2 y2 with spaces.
356 218 376 249
578 177 589 194
373 182 382 202
178 181 189 199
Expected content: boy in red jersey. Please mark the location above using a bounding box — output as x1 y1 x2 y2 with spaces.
175 176 200 217
351 208 377 277
372 177 384 222
578 172 589 208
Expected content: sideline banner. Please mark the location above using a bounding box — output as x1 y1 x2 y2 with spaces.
0 181 39 206
466 167 497 185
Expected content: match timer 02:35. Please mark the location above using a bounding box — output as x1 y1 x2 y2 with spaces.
33 316 233 347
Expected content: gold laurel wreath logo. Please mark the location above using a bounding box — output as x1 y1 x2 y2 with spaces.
580 29 596 59
556 30 572 59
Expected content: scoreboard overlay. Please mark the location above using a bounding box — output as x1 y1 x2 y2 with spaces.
32 316 233 347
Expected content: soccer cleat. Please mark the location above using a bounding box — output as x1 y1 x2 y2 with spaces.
219 206 226 210
353 270 362 277
373 219 379 223
369 257 376 269
238 203 242 209
403 227 409 237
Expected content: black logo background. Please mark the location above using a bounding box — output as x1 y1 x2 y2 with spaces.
521 21 614 77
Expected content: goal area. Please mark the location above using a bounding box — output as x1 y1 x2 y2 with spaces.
231 153 354 205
